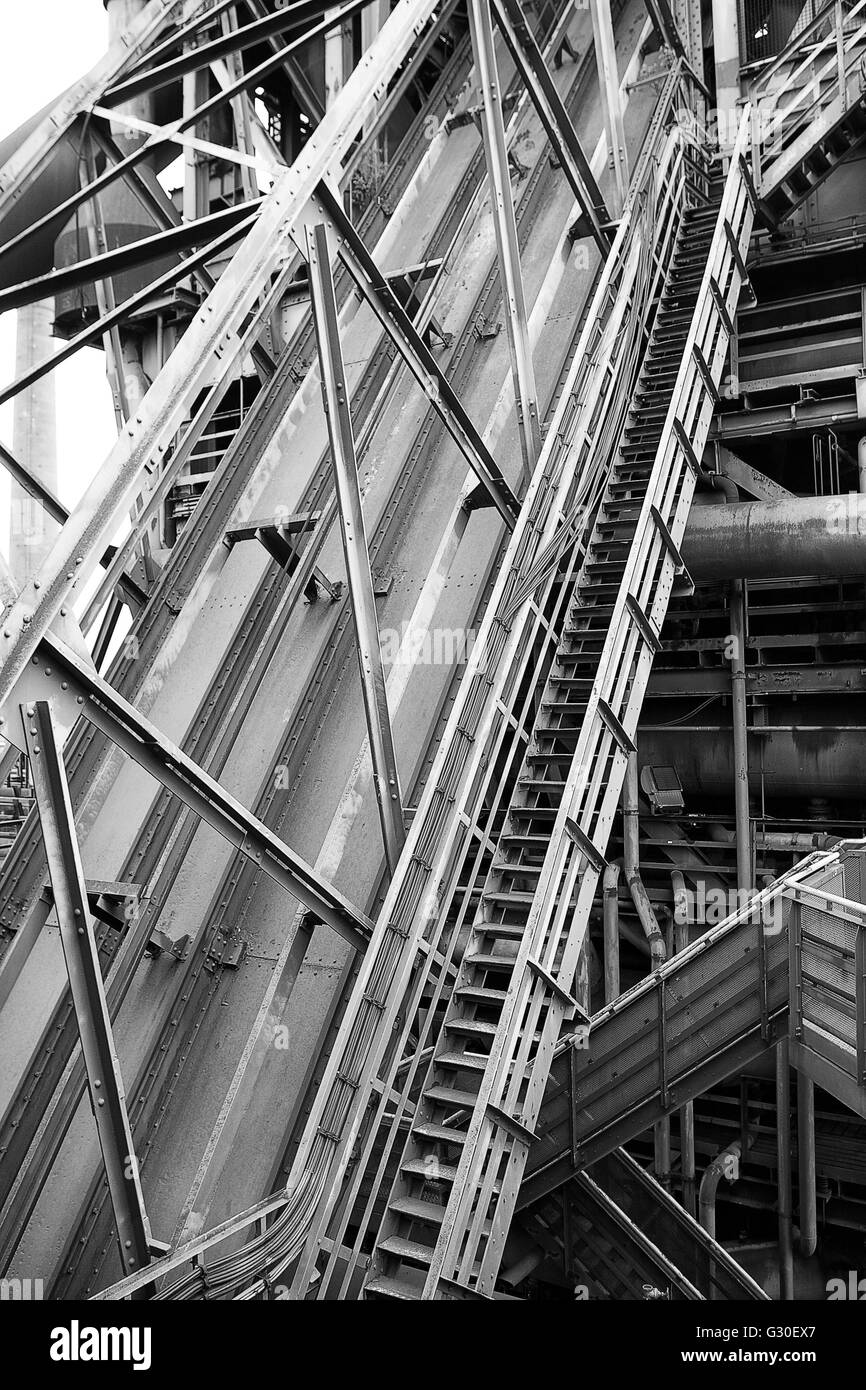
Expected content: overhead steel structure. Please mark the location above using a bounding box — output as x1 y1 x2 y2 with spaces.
1 0 866 1303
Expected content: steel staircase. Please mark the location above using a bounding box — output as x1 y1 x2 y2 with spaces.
362 195 722 1301
359 117 757 1300
522 1148 769 1300
750 0 866 223
519 841 866 1210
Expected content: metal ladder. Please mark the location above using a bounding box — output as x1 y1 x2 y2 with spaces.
363 115 757 1300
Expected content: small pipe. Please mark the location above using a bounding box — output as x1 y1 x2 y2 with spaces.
797 1070 818 1258
758 831 839 852
777 1038 795 1300
729 580 751 894
623 753 666 968
602 859 622 1004
673 881 696 1218
699 1139 743 1240
623 751 668 1188
859 437 866 494
710 473 739 504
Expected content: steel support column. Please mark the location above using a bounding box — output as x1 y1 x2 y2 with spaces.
22 700 154 1289
307 222 406 875
467 0 542 482
589 0 629 214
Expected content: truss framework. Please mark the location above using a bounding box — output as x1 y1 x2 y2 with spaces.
0 0 625 1294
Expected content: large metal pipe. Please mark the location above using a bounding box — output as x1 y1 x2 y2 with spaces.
682 493 866 579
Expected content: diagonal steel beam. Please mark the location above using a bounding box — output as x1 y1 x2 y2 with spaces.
316 182 520 527
22 700 154 1291
0 0 367 280
103 0 340 105
0 0 184 226
0 0 441 718
492 0 612 254
0 199 263 315
590 0 630 214
307 221 406 876
0 209 258 410
467 0 542 482
10 634 373 954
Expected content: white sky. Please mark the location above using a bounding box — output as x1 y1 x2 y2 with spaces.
0 2 118 560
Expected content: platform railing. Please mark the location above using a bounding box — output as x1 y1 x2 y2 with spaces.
749 0 866 189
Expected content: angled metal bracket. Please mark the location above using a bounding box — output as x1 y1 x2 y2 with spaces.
225 512 342 602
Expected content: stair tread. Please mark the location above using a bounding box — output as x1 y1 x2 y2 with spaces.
378 1234 434 1264
390 1194 448 1223
364 1275 421 1300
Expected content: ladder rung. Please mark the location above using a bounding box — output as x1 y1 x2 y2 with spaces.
692 343 720 405
526 955 581 1017
596 697 636 754
625 592 662 653
487 1102 536 1146
564 817 606 873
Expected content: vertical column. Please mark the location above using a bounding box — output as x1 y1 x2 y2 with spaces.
674 0 705 83
9 303 58 586
730 579 752 894
776 1036 795 1299
23 699 154 1289
589 0 629 215
306 223 406 875
325 7 345 109
467 0 541 483
712 0 741 155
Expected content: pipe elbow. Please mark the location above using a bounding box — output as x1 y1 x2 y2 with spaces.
698 1139 743 1236
711 473 740 504
603 860 622 896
